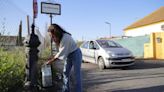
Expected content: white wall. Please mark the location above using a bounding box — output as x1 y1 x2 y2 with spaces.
124 22 164 36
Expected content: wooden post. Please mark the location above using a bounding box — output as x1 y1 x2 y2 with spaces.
152 33 156 59
27 15 30 35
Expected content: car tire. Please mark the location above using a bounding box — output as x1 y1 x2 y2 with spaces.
82 59 88 63
98 57 105 70
82 60 86 63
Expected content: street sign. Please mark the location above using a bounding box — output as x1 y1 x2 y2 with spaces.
33 0 38 18
41 2 61 15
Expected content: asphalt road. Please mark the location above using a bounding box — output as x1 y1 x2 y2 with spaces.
82 60 164 92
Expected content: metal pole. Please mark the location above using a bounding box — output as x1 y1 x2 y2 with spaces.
105 22 111 38
50 14 52 24
50 14 53 55
109 23 111 38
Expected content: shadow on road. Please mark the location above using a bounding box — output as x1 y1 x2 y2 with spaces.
82 59 164 92
123 59 164 70
112 85 164 92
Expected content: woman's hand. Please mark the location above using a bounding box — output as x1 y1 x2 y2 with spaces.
48 55 54 60
46 59 53 65
46 56 54 65
46 58 58 65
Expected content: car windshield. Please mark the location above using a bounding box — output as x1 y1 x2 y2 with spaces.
97 40 122 48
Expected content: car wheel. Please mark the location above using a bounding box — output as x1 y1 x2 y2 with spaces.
82 58 87 63
82 60 86 63
98 57 105 70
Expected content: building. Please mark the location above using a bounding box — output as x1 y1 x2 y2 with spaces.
0 35 25 47
124 6 164 36
0 21 24 48
0 36 18 46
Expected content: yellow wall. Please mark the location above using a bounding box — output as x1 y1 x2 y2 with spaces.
144 32 164 59
144 43 153 58
154 32 164 59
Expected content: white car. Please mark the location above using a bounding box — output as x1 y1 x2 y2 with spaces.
80 40 135 69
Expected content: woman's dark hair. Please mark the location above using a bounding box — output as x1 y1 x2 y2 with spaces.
48 24 71 43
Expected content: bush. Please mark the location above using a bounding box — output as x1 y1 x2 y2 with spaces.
40 46 51 59
0 48 25 92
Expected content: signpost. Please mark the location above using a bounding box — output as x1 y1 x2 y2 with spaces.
41 2 61 15
24 0 41 91
41 2 61 55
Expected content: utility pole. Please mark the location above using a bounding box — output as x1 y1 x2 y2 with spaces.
105 22 111 38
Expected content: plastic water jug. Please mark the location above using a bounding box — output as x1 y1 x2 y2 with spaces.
41 64 52 87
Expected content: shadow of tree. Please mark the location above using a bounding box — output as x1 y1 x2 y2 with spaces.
112 85 164 92
82 59 164 92
125 60 164 70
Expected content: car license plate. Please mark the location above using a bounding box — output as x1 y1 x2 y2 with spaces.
122 59 131 62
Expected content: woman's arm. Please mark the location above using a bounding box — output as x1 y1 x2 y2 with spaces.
46 57 59 65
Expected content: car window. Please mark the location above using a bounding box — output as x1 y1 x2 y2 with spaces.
89 41 99 49
93 42 99 49
89 41 94 49
97 40 122 48
81 41 89 49
107 41 121 47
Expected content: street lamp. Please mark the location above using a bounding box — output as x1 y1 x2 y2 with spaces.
105 22 111 38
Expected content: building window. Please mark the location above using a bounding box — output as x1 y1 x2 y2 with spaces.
156 37 162 43
161 25 164 31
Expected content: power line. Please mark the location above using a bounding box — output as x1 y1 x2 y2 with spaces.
0 0 35 36
1 0 33 20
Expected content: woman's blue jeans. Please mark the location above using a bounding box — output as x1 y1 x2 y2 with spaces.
62 48 82 92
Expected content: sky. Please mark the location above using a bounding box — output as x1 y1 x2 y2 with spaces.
0 0 164 41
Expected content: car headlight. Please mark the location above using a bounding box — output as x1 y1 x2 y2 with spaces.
109 53 116 57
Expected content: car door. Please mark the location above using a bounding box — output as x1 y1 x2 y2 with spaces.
80 41 89 62
86 41 97 63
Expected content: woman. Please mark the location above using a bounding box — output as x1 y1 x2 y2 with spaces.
46 24 82 92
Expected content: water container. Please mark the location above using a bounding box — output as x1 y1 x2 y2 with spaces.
41 64 52 87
